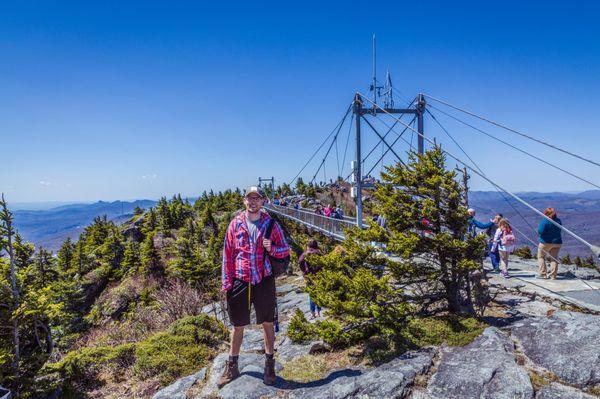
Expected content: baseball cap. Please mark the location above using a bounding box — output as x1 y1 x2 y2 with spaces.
244 186 265 198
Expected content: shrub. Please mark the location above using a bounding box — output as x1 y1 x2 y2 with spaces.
288 309 317 343
134 315 228 384
513 246 533 259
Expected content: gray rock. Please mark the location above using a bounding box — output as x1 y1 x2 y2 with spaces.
287 347 435 399
511 311 600 388
241 328 265 353
152 368 206 399
276 337 325 363
198 353 283 398
276 283 297 294
563 266 600 280
535 382 597 399
426 327 533 399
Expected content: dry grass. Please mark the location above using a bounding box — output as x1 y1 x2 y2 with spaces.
279 347 362 383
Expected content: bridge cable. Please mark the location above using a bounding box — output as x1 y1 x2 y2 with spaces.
427 103 600 191
289 103 352 186
341 113 354 177
311 107 352 184
364 117 417 179
423 93 600 169
358 92 600 258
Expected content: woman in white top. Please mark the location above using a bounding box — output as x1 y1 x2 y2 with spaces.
492 218 516 278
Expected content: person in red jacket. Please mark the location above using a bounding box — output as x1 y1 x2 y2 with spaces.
218 186 290 388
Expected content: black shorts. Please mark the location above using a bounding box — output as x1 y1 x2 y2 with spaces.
226 274 276 327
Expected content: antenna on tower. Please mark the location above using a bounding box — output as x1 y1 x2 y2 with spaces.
383 70 394 109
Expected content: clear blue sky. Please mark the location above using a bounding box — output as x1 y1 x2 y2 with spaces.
2 1 599 203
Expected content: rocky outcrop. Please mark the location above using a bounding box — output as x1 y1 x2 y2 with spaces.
287 348 436 399
425 327 533 399
535 382 598 399
152 368 206 399
511 311 600 388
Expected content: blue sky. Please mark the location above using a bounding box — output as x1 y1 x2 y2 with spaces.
2 1 599 202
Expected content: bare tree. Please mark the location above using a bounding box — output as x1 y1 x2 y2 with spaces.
0 193 19 378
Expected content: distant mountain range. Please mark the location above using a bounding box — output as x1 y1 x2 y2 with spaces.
470 190 600 259
10 190 600 259
13 200 157 251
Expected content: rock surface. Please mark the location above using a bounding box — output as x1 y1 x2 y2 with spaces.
535 383 598 399
511 311 600 388
426 327 533 399
287 348 436 399
152 368 206 399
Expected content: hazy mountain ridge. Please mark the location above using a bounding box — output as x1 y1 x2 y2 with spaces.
13 199 157 251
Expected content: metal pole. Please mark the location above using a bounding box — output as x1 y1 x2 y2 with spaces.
417 93 426 154
354 93 364 228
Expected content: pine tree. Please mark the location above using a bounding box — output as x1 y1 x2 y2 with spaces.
141 234 161 276
122 239 142 274
57 238 74 272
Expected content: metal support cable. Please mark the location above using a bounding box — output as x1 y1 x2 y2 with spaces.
289 103 352 186
341 113 354 176
311 108 352 184
360 116 405 165
427 103 600 190
364 118 416 179
423 93 600 169
427 107 538 234
358 92 600 258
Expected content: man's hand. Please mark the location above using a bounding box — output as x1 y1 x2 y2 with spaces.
263 238 272 253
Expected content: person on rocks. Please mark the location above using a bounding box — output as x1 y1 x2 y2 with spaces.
492 218 516 278
485 213 503 273
537 207 563 279
298 239 322 319
218 186 290 388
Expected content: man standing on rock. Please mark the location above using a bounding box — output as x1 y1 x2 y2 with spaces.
218 186 290 387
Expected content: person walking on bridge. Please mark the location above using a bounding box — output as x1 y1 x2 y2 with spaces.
537 207 562 279
219 186 290 387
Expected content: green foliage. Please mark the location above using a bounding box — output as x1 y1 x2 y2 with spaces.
133 315 228 384
561 253 572 265
46 315 227 390
401 315 488 347
513 246 533 259
288 309 317 343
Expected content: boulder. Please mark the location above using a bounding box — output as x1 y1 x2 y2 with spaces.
511 311 600 388
535 382 597 399
426 327 533 399
152 368 206 399
287 347 436 399
198 353 283 398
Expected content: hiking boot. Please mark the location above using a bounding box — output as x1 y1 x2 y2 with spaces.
218 360 240 388
263 357 277 386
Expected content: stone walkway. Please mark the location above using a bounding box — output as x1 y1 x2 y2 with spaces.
485 257 600 312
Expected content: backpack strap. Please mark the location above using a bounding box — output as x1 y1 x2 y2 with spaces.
265 218 275 240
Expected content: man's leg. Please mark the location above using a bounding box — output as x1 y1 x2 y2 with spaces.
262 321 275 355
230 326 245 356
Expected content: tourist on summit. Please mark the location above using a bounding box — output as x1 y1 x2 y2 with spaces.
324 204 332 218
298 239 322 319
315 205 324 215
537 207 562 279
219 186 290 388
492 218 516 278
486 213 503 273
467 208 494 238
336 206 344 219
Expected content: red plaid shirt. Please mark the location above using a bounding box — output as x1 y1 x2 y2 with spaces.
221 210 290 291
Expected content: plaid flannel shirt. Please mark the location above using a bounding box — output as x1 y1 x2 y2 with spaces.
221 210 290 291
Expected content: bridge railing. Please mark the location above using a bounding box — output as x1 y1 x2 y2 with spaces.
265 204 357 240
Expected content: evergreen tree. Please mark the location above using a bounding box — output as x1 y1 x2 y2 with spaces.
141 234 161 276
122 239 142 274
57 238 74 272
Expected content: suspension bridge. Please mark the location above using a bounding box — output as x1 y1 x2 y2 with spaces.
259 66 600 311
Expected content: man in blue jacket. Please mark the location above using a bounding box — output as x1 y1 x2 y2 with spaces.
537 207 562 279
